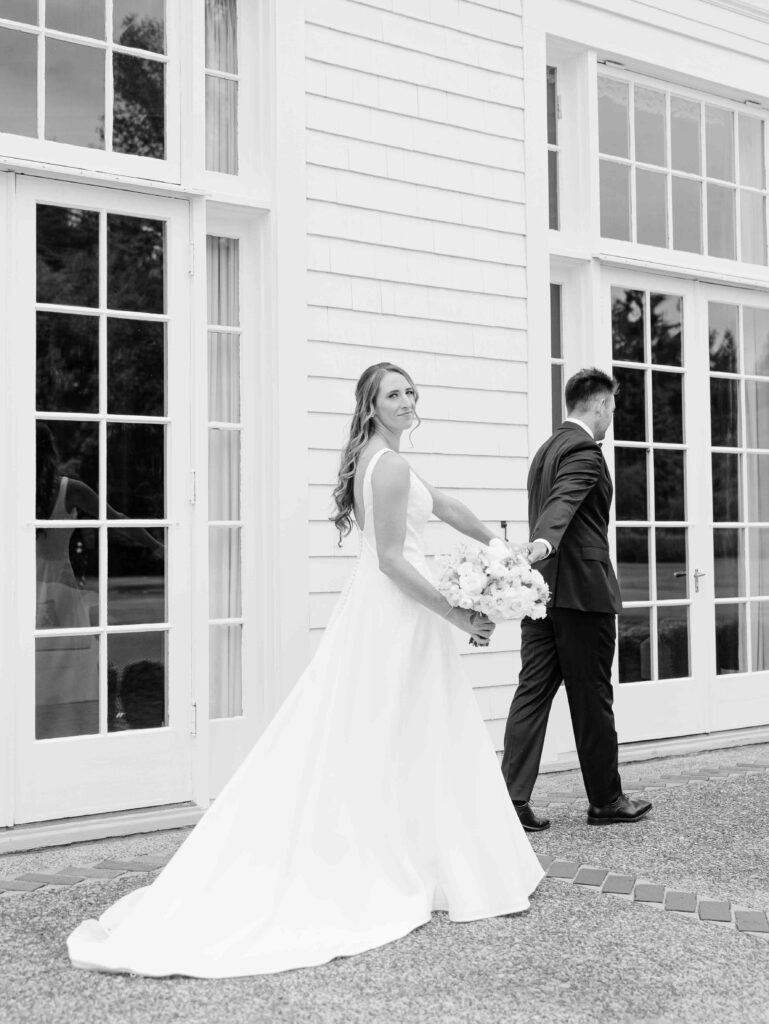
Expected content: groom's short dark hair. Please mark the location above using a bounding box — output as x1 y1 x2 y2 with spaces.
564 368 618 412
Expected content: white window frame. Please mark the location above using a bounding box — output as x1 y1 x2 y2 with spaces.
0 2 182 183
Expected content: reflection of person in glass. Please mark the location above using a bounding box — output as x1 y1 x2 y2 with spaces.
36 423 164 631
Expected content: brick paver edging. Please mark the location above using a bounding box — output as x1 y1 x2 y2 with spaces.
537 854 769 937
532 760 769 807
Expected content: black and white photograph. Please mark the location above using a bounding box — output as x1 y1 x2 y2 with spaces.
0 0 768 1021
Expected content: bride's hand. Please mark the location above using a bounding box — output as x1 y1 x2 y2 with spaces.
447 608 495 647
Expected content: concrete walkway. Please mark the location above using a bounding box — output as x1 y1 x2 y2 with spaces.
1 741 768 1024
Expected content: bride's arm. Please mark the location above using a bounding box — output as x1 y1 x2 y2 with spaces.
418 479 499 545
372 454 493 643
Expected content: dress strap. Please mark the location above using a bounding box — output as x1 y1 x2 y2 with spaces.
362 448 393 506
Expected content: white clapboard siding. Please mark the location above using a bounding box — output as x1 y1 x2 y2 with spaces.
306 0 527 747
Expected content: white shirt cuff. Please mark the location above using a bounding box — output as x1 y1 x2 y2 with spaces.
533 538 553 556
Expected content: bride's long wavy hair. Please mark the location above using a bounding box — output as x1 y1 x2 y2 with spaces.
331 362 420 544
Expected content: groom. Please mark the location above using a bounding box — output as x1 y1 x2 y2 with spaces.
502 368 652 830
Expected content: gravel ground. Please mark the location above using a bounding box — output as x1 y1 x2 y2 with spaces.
1 869 767 1024
1 740 768 1023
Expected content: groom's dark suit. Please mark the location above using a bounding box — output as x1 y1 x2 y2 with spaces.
501 421 623 807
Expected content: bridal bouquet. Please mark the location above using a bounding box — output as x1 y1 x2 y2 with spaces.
436 538 550 625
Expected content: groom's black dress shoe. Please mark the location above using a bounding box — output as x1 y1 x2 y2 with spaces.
514 802 550 832
587 793 652 826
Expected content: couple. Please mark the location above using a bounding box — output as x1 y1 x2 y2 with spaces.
68 363 649 979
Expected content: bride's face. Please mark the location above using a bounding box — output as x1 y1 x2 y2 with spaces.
374 372 417 434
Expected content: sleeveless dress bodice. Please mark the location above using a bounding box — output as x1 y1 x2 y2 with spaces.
359 447 433 573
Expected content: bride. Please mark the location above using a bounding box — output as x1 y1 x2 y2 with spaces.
68 362 543 978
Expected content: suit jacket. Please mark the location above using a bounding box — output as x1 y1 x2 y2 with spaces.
528 422 622 614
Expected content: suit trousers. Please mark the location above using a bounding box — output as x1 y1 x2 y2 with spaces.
501 608 622 808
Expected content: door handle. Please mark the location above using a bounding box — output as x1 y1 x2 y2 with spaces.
672 569 707 592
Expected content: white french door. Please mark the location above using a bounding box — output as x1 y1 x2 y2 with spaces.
601 269 769 741
9 176 195 823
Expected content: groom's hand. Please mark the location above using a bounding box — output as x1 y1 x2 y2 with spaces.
526 540 549 564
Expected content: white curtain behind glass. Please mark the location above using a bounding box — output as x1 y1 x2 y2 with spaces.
205 0 238 174
207 235 243 718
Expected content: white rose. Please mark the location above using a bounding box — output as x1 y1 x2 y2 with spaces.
459 570 486 597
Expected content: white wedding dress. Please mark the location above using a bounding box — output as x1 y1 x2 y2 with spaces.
68 448 544 978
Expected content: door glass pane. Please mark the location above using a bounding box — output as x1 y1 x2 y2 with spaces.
107 423 165 519
615 448 648 521
108 631 167 730
205 76 238 174
0 26 37 136
745 381 769 448
743 307 769 376
107 214 165 313
550 284 562 357
550 364 563 433
618 608 651 683
613 368 645 442
36 634 99 738
738 115 764 189
600 161 630 240
205 0 237 72
113 53 165 158
706 106 735 182
611 288 644 362
714 529 745 597
0 0 38 24
598 76 629 158
208 334 240 422
636 169 667 247
616 527 649 601
654 450 685 520
656 527 688 598
46 0 104 39
712 453 742 521
708 303 739 372
749 528 769 597
635 87 666 166
710 378 740 447
751 602 769 670
747 454 769 521
209 527 242 618
209 429 241 520
107 527 166 624
546 66 557 146
37 205 99 307
37 312 99 413
45 39 105 148
672 177 702 254
36 526 99 629
715 603 746 674
108 319 166 416
652 372 683 443
548 150 559 231
37 420 99 503
671 96 701 174
207 236 240 325
651 293 682 367
209 625 242 718
707 184 736 260
113 0 166 53
657 606 689 679
740 191 766 266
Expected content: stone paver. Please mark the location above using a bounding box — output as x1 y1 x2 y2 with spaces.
634 884 665 904
698 900 732 923
573 867 608 887
734 910 769 933
16 872 84 886
602 874 636 895
664 891 698 913
546 860 580 880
